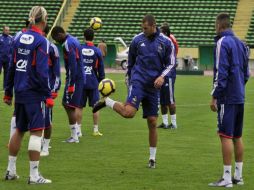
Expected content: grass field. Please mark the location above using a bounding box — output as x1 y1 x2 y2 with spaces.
0 73 254 190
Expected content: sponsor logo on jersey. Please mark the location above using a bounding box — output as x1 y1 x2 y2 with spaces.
18 48 31 55
84 59 93 64
20 34 34 44
16 59 28 72
82 48 95 56
84 66 93 75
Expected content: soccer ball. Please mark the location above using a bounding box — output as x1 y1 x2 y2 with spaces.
89 17 102 30
98 78 116 97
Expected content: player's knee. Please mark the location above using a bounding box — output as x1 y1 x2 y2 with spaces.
28 135 42 152
169 104 176 113
122 110 135 118
160 105 168 114
147 117 157 127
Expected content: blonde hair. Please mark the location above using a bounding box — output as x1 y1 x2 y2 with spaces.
28 6 47 25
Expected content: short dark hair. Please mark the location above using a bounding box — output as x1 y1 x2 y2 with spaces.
142 14 156 26
43 24 49 35
51 26 65 37
25 20 30 27
160 22 171 36
84 28 94 41
216 13 231 29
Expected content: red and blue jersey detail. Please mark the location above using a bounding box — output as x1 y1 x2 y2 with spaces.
48 42 61 92
5 25 51 103
63 34 85 87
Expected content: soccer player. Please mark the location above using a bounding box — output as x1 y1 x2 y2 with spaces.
157 22 178 129
4 6 53 184
51 26 85 143
0 25 12 90
41 24 61 156
80 28 105 136
93 14 176 168
209 13 249 187
8 20 30 144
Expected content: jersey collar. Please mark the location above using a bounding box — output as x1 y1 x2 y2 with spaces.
86 41 94 46
30 25 43 35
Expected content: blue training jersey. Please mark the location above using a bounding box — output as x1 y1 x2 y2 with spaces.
5 25 51 103
63 34 85 87
127 28 176 90
0 33 13 63
48 42 61 92
80 42 105 89
211 29 249 104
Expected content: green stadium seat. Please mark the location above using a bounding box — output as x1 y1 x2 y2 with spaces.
0 0 63 35
68 0 238 46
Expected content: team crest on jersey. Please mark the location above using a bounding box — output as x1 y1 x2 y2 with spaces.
82 48 95 56
131 96 137 105
20 34 34 44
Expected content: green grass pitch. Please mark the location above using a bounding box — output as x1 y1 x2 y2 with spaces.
0 73 254 190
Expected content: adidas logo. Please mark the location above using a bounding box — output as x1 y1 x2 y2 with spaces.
141 43 145 47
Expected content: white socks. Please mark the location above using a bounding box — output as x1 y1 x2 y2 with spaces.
76 123 82 136
223 165 232 182
105 97 116 109
171 114 177 126
162 114 168 125
222 163 243 181
234 162 243 180
10 116 16 141
94 125 99 132
42 139 50 151
162 114 177 126
30 161 39 179
7 156 17 174
70 124 78 140
149 147 157 161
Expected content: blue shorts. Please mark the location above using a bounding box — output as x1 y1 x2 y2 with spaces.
15 102 45 132
160 77 175 105
81 88 100 107
45 107 52 129
217 104 244 138
126 84 160 118
62 80 84 108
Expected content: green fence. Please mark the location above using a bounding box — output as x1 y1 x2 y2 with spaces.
199 45 214 70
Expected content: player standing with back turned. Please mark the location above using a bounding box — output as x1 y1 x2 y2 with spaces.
4 6 53 184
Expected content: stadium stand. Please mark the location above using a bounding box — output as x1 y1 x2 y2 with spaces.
0 0 63 35
246 11 254 47
68 0 238 47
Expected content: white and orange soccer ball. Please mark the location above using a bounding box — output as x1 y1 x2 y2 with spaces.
89 17 102 30
98 78 116 97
